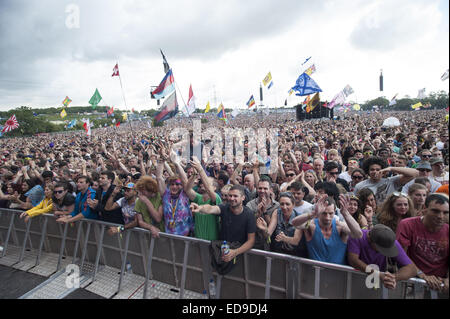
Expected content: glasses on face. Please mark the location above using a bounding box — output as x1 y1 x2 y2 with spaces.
170 182 182 186
352 175 364 180
364 151 373 156
54 190 64 194
422 154 432 158
286 173 295 177
328 171 339 176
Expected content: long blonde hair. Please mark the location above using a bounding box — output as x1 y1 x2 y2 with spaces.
377 192 415 232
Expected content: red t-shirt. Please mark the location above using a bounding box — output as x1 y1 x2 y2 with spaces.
396 217 449 278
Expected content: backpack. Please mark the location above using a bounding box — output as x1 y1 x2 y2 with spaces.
209 240 241 276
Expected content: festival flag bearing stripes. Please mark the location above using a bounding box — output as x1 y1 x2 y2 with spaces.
246 95 256 108
1 114 19 133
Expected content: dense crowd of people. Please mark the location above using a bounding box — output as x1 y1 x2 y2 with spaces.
0 109 448 295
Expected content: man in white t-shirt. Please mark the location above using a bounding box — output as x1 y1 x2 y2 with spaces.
354 157 418 206
339 157 359 183
289 181 313 215
430 157 449 186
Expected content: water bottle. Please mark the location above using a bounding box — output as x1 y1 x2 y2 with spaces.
209 278 216 299
221 240 230 256
202 289 208 299
126 261 133 274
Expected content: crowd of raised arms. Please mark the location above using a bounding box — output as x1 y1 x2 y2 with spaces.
0 109 448 294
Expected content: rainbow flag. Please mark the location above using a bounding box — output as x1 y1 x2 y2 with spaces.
62 96 72 107
246 95 256 108
217 103 227 122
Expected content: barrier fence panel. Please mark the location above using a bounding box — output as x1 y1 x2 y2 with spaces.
0 208 443 299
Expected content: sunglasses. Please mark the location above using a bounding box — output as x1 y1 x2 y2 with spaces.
54 190 65 194
422 155 432 158
352 175 364 180
286 174 296 177
392 191 408 198
364 151 373 155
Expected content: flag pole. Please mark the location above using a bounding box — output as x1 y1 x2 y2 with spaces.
116 61 134 137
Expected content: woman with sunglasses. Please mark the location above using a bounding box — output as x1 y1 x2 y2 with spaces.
349 168 365 193
376 192 415 232
407 183 428 217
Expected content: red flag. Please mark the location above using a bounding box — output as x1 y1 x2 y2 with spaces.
107 106 114 116
112 63 119 77
2 114 19 133
116 122 121 127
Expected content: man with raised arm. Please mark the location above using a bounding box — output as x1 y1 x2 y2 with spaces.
190 185 255 262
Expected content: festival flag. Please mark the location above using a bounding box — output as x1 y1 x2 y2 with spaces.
217 103 227 122
288 88 294 96
112 63 120 77
302 95 311 105
1 114 19 133
304 64 316 76
60 109 67 118
353 104 361 111
184 84 196 116
107 106 114 116
122 112 128 121
389 93 398 106
62 96 72 107
441 69 449 81
151 69 175 100
307 92 320 111
343 85 354 97
67 119 77 128
160 49 170 74
267 81 274 89
83 118 92 137
246 95 256 108
116 122 121 127
411 102 422 110
262 72 272 86
89 88 102 108
205 101 211 113
291 73 322 96
154 91 179 123
328 91 346 109
417 88 426 99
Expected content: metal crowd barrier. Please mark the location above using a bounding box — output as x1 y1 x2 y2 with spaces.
0 208 442 299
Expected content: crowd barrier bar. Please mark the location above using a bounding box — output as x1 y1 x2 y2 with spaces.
0 208 442 299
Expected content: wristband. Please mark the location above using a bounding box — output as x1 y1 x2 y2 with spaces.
416 270 424 278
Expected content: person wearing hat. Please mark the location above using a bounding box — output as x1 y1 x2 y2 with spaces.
105 182 138 236
401 161 442 194
397 193 449 293
347 224 416 289
430 157 448 186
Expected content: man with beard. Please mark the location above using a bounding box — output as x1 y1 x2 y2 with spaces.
246 178 279 250
397 193 449 294
190 185 256 262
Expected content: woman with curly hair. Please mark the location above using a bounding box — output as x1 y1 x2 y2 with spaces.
376 192 415 232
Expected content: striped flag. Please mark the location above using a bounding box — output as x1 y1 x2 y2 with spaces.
1 114 19 133
246 95 256 108
112 63 120 77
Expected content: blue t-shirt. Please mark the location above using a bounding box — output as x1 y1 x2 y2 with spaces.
25 185 45 207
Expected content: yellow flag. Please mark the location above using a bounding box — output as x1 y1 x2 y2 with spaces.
60 109 67 118
307 92 320 111
411 102 422 109
205 101 210 113
262 72 272 86
353 104 361 111
122 113 128 121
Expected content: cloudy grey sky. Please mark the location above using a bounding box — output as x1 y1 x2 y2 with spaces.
0 0 448 112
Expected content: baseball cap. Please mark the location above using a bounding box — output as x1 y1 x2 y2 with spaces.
369 224 398 257
124 183 135 189
416 161 432 171
430 157 444 165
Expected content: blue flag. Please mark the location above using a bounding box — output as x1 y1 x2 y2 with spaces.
67 119 77 128
291 73 322 96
